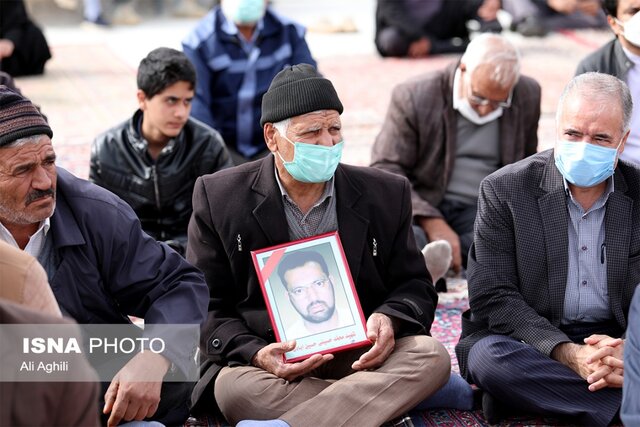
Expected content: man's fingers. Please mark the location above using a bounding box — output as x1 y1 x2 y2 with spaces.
588 378 608 392
103 380 119 414
106 388 128 427
602 355 624 369
587 364 611 384
279 353 333 381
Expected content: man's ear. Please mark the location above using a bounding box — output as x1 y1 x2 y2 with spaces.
608 15 623 37
264 123 278 153
136 90 147 110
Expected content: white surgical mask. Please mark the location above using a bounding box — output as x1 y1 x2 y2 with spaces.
221 0 265 25
616 12 640 47
452 68 504 126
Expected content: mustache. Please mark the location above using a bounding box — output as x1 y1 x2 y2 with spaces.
25 188 55 206
306 301 328 311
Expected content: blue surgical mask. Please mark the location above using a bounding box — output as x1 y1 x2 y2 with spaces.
221 0 265 25
554 140 621 187
276 135 343 183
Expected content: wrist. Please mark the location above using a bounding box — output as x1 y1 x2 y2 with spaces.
551 342 579 370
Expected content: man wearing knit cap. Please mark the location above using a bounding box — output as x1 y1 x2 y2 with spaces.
0 85 209 426
187 64 451 426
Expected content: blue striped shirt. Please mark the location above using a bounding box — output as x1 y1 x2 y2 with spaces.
562 177 614 323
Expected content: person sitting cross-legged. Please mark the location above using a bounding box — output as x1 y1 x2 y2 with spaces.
456 72 634 426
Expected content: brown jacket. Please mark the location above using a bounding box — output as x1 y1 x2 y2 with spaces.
371 62 541 219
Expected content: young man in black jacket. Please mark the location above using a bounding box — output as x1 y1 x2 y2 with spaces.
90 47 233 255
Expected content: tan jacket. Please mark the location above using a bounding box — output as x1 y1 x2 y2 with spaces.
0 240 61 316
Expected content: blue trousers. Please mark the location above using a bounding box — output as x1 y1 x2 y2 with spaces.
468 335 621 426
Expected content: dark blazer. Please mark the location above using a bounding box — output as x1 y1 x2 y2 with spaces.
49 168 208 375
455 150 640 379
371 62 540 219
187 155 437 411
575 38 632 80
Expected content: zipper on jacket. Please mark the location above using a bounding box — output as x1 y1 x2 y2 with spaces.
151 166 163 239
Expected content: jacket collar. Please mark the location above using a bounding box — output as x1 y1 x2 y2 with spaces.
215 7 282 43
613 38 634 77
250 157 369 282
50 168 86 248
126 109 180 158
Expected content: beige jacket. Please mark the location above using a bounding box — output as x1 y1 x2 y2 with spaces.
0 240 61 316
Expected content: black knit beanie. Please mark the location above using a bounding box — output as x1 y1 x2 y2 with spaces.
260 63 343 126
0 85 52 147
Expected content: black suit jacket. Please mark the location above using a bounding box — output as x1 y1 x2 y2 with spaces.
456 150 640 379
187 155 437 411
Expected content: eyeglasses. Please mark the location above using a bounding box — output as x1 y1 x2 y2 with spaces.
288 277 330 298
467 88 513 108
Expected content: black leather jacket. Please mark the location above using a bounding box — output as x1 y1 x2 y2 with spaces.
90 110 233 247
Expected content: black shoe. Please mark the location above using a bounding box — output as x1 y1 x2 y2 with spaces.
482 392 511 424
435 277 447 293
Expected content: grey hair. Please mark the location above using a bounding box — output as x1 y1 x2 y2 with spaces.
273 118 291 135
2 134 46 149
556 72 633 133
460 33 520 88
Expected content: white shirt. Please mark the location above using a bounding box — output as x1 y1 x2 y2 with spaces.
0 218 51 258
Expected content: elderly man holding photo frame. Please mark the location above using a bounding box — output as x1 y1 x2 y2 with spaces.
187 63 465 426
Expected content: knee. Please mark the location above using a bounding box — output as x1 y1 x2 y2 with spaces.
409 336 451 388
467 335 522 387
376 27 409 57
214 367 267 417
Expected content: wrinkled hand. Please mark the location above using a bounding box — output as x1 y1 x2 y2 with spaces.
252 341 334 382
103 351 170 427
352 313 395 371
478 0 500 21
584 335 624 391
408 38 431 58
0 39 14 58
420 217 461 273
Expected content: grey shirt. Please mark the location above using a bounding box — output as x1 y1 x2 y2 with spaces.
274 166 338 240
444 115 501 205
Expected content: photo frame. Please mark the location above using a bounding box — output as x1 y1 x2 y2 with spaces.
251 232 370 362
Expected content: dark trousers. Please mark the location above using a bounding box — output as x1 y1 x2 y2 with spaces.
413 198 476 269
468 335 621 426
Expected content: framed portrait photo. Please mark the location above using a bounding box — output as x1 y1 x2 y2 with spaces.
251 232 370 362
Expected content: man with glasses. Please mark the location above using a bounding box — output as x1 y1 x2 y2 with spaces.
371 33 540 289
277 250 354 338
576 0 640 165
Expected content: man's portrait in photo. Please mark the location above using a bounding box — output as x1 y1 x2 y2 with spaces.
277 249 355 340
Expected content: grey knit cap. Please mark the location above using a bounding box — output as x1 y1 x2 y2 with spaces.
260 63 343 126
0 85 52 147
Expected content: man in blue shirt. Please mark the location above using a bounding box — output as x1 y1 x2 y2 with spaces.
182 0 316 164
